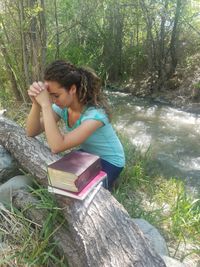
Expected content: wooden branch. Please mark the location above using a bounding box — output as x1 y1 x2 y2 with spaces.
0 116 166 267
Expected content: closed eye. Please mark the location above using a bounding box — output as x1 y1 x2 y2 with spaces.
50 94 59 98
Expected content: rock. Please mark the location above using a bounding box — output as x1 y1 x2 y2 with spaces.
0 175 33 204
162 255 186 267
0 145 20 182
133 218 168 256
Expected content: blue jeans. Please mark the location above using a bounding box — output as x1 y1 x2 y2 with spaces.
101 159 123 191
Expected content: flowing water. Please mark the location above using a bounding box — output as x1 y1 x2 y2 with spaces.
109 91 200 194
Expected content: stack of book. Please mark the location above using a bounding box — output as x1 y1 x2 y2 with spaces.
47 150 107 200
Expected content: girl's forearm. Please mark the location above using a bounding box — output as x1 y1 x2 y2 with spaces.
41 105 64 153
26 103 43 136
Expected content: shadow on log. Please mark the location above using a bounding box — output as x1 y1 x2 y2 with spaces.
0 116 166 267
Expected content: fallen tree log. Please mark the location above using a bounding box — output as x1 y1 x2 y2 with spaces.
0 116 166 267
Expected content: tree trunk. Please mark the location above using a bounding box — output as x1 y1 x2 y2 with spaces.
18 0 31 89
103 1 124 82
39 0 47 75
157 0 168 83
28 0 46 81
140 0 157 72
0 116 166 267
54 0 60 59
0 37 21 101
29 0 40 81
168 0 182 79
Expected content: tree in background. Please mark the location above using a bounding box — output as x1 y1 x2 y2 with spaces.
101 0 124 82
0 0 199 103
0 0 46 102
140 0 186 90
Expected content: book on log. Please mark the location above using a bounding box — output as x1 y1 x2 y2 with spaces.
48 171 107 200
47 150 102 192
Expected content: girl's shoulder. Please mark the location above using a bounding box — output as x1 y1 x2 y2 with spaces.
81 106 109 125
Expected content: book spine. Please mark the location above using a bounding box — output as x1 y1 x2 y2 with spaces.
74 159 101 192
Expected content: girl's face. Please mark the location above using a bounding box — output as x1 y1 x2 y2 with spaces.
46 81 75 108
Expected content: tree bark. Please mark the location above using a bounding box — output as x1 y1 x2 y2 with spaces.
54 0 60 59
28 0 46 81
0 116 166 267
103 1 124 82
18 0 31 88
39 0 47 75
158 0 168 83
168 0 182 79
0 39 21 101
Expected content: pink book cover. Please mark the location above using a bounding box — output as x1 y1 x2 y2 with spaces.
48 171 107 200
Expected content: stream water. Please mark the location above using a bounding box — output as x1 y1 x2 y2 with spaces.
108 91 200 194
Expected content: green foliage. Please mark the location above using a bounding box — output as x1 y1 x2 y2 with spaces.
194 82 200 89
0 88 11 107
170 184 200 239
113 134 200 259
0 0 199 100
0 182 68 266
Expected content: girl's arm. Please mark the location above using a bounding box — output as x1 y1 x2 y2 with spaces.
41 104 103 153
26 102 43 136
26 102 60 137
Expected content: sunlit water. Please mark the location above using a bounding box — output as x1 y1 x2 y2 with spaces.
108 91 200 194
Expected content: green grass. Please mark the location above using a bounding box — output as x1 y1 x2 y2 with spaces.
113 134 200 261
0 182 68 267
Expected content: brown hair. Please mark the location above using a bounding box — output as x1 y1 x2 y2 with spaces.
44 60 111 119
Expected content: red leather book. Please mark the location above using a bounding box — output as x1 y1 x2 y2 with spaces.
47 150 101 192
